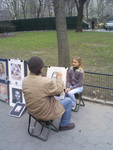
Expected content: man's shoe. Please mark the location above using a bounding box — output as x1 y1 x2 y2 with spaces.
59 123 75 131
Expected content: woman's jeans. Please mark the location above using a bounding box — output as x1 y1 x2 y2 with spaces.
65 87 83 106
59 97 72 127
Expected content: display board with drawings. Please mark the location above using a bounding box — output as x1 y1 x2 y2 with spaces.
8 59 27 107
46 66 68 100
0 58 9 104
8 59 25 85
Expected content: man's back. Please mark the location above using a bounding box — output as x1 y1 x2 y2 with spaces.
22 72 65 121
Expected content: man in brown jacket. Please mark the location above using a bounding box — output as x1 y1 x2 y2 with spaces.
22 56 75 131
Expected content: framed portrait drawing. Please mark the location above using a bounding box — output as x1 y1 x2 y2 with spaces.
9 84 25 107
0 81 9 104
0 58 8 81
8 102 26 117
8 59 24 85
46 67 68 100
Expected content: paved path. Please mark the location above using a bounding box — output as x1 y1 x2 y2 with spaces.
84 29 113 33
0 101 113 150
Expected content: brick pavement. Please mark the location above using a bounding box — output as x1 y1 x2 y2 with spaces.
0 101 113 150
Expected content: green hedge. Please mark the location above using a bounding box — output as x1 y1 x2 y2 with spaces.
0 16 89 33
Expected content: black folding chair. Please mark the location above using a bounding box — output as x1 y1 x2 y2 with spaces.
28 113 59 141
72 92 85 112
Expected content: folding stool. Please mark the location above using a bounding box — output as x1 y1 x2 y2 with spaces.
28 113 59 141
72 92 85 112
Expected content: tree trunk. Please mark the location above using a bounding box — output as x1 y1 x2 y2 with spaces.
76 0 84 32
53 0 70 67
85 0 90 22
76 0 87 32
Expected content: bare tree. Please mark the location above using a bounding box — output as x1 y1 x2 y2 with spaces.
20 0 28 18
28 0 44 18
64 0 77 16
1 0 113 23
0 0 11 21
1 0 47 19
88 0 95 19
35 0 44 18
74 0 89 32
96 0 105 22
88 0 113 23
45 0 54 17
85 0 90 22
53 0 70 67
1 0 20 19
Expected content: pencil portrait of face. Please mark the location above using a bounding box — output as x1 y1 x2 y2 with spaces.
11 64 21 80
12 88 22 103
51 71 57 83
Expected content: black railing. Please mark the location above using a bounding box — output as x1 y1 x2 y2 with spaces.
83 71 113 101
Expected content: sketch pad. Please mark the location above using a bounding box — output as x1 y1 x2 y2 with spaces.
47 67 67 100
47 66 67 86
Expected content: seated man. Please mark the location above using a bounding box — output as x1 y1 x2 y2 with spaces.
22 56 75 131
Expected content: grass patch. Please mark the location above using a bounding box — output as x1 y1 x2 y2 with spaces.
0 30 113 74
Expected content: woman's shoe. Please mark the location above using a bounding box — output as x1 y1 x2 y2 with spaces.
71 104 76 110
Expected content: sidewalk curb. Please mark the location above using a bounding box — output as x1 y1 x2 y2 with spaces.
82 96 113 107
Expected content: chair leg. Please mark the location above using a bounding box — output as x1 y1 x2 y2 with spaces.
28 114 59 141
73 92 85 112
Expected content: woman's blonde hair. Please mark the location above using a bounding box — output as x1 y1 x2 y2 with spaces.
72 56 84 72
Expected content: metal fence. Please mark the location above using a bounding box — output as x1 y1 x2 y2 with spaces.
83 71 113 102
